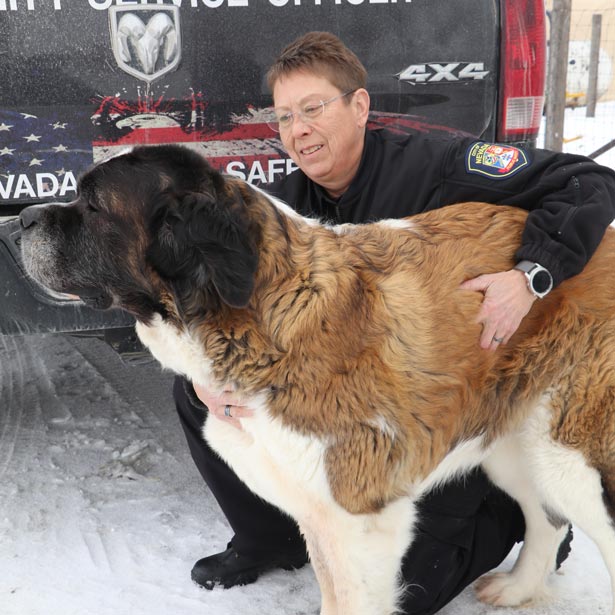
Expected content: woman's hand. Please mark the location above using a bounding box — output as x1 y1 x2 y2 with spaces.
460 269 536 351
193 382 254 430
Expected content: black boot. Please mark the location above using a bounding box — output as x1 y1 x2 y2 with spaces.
555 525 574 570
191 543 309 590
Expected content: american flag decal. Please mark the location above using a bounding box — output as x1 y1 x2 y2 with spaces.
0 109 94 203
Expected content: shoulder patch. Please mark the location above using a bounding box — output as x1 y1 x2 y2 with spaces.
465 142 529 179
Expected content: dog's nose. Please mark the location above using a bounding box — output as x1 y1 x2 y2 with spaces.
19 205 45 229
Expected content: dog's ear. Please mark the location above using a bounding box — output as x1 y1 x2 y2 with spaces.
147 184 258 310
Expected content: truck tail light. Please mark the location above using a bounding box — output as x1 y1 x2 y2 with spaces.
498 0 547 142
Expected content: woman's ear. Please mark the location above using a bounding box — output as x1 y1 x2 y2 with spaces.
353 88 371 128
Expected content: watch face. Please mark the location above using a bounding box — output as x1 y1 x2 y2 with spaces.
532 270 552 294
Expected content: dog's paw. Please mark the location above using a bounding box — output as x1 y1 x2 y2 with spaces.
475 572 546 607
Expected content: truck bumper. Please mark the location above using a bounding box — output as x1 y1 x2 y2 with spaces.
0 218 145 359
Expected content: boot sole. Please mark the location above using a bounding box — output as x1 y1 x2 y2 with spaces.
193 555 308 590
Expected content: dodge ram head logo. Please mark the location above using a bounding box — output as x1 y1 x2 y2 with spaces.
109 6 181 84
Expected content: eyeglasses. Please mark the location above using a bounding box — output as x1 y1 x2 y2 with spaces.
266 89 356 133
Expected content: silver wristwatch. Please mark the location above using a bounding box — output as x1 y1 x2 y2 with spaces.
514 260 553 299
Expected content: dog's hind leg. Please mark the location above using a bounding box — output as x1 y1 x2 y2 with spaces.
477 432 568 607
486 402 615 615
530 449 615 615
525 400 615 615
302 496 416 615
560 475 615 615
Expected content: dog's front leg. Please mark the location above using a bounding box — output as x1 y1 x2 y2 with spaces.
300 527 338 615
302 496 415 615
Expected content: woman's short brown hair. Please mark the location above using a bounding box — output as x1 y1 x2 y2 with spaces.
266 31 367 94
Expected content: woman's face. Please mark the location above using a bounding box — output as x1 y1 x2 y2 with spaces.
272 71 370 198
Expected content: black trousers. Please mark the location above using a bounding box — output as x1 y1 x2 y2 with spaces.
174 376 525 615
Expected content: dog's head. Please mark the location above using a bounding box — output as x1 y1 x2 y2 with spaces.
20 145 260 323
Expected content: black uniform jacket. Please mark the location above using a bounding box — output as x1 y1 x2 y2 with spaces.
268 128 615 287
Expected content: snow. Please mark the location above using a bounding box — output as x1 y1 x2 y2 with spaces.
537 100 615 170
1 102 614 615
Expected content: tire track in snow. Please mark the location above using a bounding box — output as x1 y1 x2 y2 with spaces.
64 335 185 458
0 335 78 481
0 336 33 481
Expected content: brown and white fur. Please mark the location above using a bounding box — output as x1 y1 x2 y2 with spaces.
19 145 615 615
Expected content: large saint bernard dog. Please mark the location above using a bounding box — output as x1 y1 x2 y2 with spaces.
19 145 615 615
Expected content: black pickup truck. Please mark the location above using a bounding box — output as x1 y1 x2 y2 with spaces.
0 0 547 355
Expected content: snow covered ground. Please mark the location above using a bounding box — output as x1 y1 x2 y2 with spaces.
1 102 614 615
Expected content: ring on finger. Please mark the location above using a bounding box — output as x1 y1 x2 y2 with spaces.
492 335 504 343
224 404 232 418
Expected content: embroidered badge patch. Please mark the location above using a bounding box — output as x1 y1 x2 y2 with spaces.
465 142 530 179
